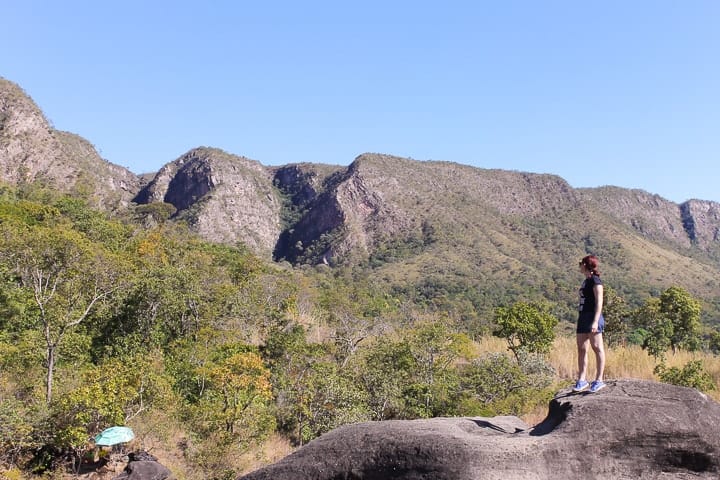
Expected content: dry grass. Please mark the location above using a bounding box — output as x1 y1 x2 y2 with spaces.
235 434 294 476
476 334 720 425
548 336 720 401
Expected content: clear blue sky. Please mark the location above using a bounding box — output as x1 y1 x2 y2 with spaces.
4 1 719 203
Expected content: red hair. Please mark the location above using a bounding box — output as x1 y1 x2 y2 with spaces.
581 255 601 276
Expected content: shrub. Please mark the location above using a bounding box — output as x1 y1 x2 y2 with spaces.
654 360 716 392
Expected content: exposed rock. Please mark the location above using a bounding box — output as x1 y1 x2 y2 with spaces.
134 147 282 258
272 163 339 208
0 77 140 209
112 451 171 480
3 76 720 300
238 379 720 480
579 186 692 248
681 199 720 247
273 156 411 264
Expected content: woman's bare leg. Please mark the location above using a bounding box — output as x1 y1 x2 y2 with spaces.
576 333 590 380
590 333 605 382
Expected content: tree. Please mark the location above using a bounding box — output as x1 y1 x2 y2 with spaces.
709 329 720 355
654 360 716 392
402 321 473 418
659 286 702 354
634 287 702 360
49 353 173 474
198 350 274 437
0 396 38 466
602 287 630 347
262 325 369 444
493 301 558 361
1 225 125 403
355 337 414 420
457 351 554 416
634 298 671 360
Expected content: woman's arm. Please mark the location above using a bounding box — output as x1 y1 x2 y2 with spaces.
592 283 604 332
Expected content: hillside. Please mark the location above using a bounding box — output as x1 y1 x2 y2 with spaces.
266 153 719 322
3 84 720 478
0 77 140 209
2 77 720 323
133 146 283 257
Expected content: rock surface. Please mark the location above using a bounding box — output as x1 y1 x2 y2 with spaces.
133 147 282 257
238 379 720 480
0 77 140 209
112 451 171 480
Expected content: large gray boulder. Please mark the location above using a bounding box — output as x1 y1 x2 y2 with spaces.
238 379 720 479
112 451 171 480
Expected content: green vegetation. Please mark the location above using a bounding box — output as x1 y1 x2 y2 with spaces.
631 286 703 360
654 360 716 393
0 184 719 479
493 301 558 360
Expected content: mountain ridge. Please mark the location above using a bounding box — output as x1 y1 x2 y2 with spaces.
2 76 720 322
0 77 140 210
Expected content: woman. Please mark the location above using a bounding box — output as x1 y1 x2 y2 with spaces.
573 254 606 393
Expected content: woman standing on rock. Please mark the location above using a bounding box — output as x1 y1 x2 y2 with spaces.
573 254 606 393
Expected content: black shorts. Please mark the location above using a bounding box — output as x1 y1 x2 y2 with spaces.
577 312 605 334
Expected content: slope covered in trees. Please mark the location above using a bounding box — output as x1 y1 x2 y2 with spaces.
0 184 718 479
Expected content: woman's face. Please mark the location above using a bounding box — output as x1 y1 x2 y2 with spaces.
579 261 588 274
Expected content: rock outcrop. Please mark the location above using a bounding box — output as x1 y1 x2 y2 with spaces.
112 451 171 480
273 155 415 264
4 76 720 301
579 187 692 248
238 379 720 480
681 199 720 247
134 147 282 257
0 77 140 209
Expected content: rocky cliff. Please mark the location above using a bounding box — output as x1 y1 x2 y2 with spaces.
0 77 140 209
238 379 720 480
3 77 720 299
134 147 282 257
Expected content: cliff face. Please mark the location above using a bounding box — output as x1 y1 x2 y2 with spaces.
238 380 720 480
681 199 720 247
273 156 416 264
134 147 283 257
3 77 720 292
0 77 139 209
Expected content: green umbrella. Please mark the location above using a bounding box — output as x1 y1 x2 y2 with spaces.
94 426 135 446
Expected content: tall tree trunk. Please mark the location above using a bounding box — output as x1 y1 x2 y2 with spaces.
46 344 56 404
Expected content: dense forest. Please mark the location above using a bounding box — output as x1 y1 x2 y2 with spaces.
1 184 719 479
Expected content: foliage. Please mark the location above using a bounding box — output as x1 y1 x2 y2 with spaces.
196 351 274 437
354 337 414 421
402 321 474 418
1 186 720 476
659 286 702 354
634 287 702 360
654 360 716 393
602 287 630 347
493 301 558 360
457 351 555 416
708 329 720 355
261 325 370 445
0 396 40 466
133 202 177 224
0 222 127 403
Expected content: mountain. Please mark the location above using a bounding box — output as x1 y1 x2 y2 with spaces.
266 153 720 315
0 77 140 210
133 146 284 257
2 77 720 321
